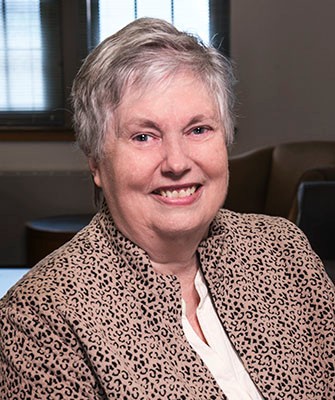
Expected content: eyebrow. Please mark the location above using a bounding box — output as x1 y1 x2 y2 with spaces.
114 118 158 137
128 118 161 131
124 114 217 131
187 114 217 126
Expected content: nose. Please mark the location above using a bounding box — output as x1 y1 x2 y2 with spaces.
160 136 191 177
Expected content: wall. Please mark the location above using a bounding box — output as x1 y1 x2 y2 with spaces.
0 142 87 172
230 0 335 154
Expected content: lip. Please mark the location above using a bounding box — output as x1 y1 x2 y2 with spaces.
151 183 203 205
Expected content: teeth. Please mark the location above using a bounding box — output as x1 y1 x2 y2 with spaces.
159 186 197 199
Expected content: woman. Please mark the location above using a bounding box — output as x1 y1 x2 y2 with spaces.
0 18 334 400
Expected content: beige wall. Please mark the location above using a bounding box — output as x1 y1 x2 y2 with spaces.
0 142 86 171
230 0 335 154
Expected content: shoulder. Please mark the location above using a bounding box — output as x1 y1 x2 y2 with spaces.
210 208 333 287
1 212 120 316
213 208 318 262
213 208 308 246
207 209 335 330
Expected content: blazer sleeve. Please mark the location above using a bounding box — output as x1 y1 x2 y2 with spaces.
0 292 104 400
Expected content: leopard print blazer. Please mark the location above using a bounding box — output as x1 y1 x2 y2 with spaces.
1 204 334 399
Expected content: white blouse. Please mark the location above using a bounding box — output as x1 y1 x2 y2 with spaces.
182 270 264 400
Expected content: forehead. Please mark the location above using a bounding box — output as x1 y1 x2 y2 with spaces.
116 71 218 121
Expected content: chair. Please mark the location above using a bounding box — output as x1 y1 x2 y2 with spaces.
26 214 94 267
225 141 335 219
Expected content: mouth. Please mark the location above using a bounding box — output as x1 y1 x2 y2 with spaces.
153 185 201 199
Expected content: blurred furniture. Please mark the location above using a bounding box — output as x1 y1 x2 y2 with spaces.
225 141 335 219
295 181 335 282
0 171 95 266
26 214 94 267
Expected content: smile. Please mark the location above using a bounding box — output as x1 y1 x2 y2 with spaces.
155 185 198 199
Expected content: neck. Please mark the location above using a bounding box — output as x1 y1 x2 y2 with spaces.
141 229 205 276
150 250 198 278
151 247 199 303
144 233 203 303
111 211 208 279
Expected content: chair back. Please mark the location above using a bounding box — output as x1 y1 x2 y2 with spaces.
265 141 335 217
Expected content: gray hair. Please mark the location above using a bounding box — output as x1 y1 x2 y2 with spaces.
71 17 235 161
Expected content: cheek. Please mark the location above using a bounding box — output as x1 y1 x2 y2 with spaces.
95 155 120 195
100 156 148 198
113 147 161 188
207 153 229 207
206 144 228 180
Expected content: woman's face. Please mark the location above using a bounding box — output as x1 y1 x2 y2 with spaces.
91 72 229 245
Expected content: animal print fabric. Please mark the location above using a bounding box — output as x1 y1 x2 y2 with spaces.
0 204 334 399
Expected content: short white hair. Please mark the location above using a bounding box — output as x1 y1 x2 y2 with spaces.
72 17 236 161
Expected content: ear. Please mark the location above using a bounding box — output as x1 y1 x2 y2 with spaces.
88 158 102 188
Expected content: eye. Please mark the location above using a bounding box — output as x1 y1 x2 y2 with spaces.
132 133 153 142
191 126 210 135
193 127 206 134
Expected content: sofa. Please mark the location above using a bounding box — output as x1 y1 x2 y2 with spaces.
225 141 335 220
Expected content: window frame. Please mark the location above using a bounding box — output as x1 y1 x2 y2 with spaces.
0 0 87 141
